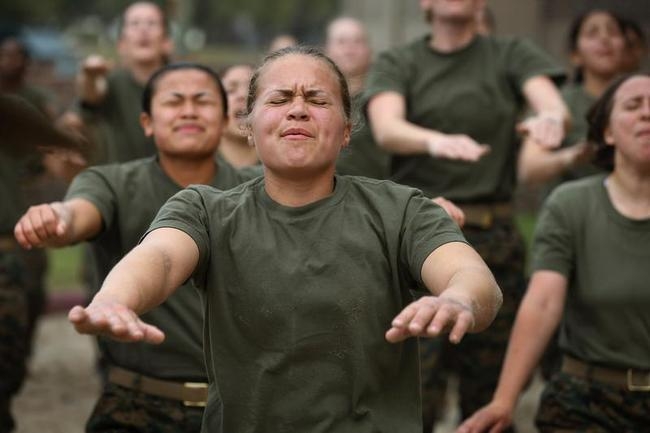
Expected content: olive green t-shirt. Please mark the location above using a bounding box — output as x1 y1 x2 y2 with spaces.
559 82 603 181
81 68 155 164
335 94 390 179
147 175 466 433
65 156 260 380
532 174 650 369
364 35 564 201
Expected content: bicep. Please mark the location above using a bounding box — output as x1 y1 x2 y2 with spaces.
140 227 200 290
367 92 407 127
524 270 567 316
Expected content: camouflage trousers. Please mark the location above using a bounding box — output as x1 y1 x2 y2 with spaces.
535 371 650 432
420 219 527 433
86 383 204 433
0 252 28 433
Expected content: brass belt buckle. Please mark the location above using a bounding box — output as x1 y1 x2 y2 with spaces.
183 382 208 407
627 369 650 392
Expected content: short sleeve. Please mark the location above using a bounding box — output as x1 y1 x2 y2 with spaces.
530 191 575 277
64 167 117 231
398 192 468 288
363 47 411 105
505 38 566 90
144 187 212 289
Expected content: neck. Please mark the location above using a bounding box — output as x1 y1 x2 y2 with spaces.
430 18 477 52
346 74 366 96
159 154 218 188
219 135 258 168
582 70 616 99
263 169 336 207
128 60 163 85
607 162 650 219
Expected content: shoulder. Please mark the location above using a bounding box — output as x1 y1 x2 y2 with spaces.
546 174 605 211
376 35 429 64
341 175 426 206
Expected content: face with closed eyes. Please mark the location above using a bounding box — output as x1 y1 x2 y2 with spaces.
141 68 226 160
247 54 351 179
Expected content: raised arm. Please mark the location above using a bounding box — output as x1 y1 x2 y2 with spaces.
456 270 567 433
14 198 102 249
518 137 595 185
366 92 490 161
518 75 571 150
386 241 501 344
68 227 199 344
76 55 111 105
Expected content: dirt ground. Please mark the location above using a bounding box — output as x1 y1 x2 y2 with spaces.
13 313 100 433
12 310 543 433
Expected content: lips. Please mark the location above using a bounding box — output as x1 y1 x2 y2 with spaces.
175 124 204 133
280 128 313 138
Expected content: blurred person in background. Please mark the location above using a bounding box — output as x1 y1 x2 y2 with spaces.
268 33 297 53
364 0 569 430
518 10 627 187
620 18 648 74
218 64 258 168
458 72 650 433
72 1 173 165
325 16 391 179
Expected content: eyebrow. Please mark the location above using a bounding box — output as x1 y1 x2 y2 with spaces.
269 89 329 97
161 91 215 99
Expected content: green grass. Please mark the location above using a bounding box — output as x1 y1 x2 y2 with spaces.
515 212 538 276
46 245 83 292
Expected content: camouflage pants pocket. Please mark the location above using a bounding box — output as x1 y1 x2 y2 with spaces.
86 383 204 433
535 372 650 432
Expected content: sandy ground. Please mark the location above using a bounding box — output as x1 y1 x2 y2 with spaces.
12 310 543 433
13 313 100 433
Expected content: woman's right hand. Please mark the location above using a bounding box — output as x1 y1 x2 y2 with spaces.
456 400 514 433
68 301 165 344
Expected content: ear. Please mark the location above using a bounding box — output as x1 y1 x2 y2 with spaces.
604 125 615 146
140 112 154 137
341 122 352 149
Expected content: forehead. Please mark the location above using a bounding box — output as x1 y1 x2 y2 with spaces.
223 65 253 83
154 69 218 93
614 76 650 101
259 55 339 91
580 11 618 30
329 19 365 40
124 3 163 22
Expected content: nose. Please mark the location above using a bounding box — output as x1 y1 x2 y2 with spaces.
180 100 198 117
286 97 309 120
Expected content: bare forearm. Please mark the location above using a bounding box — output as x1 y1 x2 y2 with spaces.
518 139 575 184
441 265 502 333
93 242 177 314
492 288 563 409
371 116 435 155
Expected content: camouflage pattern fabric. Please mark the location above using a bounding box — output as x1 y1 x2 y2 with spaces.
86 383 204 433
420 218 527 433
535 371 650 432
0 251 28 433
